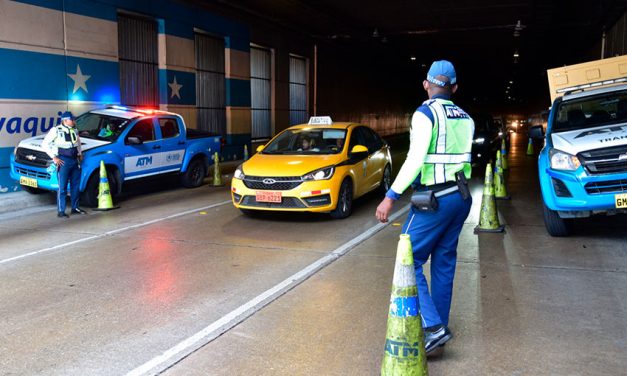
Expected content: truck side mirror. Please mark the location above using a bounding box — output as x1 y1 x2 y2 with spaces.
127 136 143 145
529 125 544 140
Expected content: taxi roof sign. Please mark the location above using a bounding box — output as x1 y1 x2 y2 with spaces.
308 116 333 125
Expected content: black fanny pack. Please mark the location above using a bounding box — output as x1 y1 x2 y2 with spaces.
410 171 470 212
411 190 439 212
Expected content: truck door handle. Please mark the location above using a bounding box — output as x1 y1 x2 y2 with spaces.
152 145 161 150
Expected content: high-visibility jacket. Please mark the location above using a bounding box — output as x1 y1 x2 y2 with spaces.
42 124 82 159
420 98 474 185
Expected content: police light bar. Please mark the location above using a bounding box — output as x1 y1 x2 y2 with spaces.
558 77 627 95
308 116 333 125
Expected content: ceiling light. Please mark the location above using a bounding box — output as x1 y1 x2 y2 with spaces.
372 28 380 38
513 51 519 58
410 55 416 61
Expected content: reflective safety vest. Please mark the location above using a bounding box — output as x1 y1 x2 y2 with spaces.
43 124 81 158
420 98 474 186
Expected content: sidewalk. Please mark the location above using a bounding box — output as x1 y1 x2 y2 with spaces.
0 160 241 215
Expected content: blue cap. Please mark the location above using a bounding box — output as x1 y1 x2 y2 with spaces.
426 60 457 87
61 111 74 121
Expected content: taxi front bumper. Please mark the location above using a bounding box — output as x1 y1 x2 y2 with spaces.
231 176 339 212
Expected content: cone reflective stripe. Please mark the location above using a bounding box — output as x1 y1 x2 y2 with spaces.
93 161 119 211
526 138 534 156
474 163 505 233
243 144 249 161
494 151 511 200
381 234 428 376
500 139 508 170
212 152 223 186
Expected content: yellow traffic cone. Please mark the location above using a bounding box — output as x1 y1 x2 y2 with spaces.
474 163 505 233
526 138 534 156
494 151 510 200
93 161 119 211
243 144 249 161
212 152 223 186
500 139 508 170
381 234 428 376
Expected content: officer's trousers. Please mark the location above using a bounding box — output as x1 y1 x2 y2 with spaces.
402 191 472 328
57 155 81 213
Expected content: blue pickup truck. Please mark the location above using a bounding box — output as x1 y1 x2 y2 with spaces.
10 106 221 207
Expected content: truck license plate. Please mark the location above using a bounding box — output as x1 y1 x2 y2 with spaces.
256 191 282 203
19 176 38 188
615 193 627 208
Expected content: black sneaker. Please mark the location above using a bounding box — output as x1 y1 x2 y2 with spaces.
58 212 69 218
71 208 88 215
424 325 452 354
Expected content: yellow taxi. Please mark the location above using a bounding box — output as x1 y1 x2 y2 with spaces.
231 117 392 218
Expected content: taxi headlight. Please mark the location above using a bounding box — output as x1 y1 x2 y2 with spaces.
473 137 485 145
233 165 245 179
302 166 334 181
549 148 581 171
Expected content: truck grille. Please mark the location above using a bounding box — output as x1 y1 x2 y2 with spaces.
585 179 627 195
578 145 627 175
243 176 303 191
15 148 52 168
15 167 51 180
240 195 306 208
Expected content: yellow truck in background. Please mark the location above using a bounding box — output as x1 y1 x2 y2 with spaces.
530 55 627 236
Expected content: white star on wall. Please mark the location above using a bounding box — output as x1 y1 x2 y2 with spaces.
67 64 91 94
169 76 183 99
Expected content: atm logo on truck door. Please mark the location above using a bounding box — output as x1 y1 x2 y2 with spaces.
136 156 153 167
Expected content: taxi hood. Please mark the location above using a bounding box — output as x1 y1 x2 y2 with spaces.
551 122 627 155
17 135 110 153
241 153 345 177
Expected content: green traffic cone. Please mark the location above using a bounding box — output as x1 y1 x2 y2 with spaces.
526 138 534 156
500 139 508 170
474 163 505 233
93 161 119 211
381 234 428 376
494 151 510 200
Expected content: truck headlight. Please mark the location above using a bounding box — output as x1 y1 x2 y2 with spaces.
473 137 485 145
233 165 245 179
549 148 581 171
302 166 334 181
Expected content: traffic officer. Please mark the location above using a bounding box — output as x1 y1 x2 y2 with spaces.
376 60 474 355
42 111 87 218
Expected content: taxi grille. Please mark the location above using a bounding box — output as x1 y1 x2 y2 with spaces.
240 195 306 208
15 167 51 180
243 176 303 191
15 148 52 168
578 145 627 175
585 179 627 195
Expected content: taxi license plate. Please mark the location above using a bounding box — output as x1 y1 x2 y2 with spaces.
256 191 282 203
615 193 627 208
20 176 38 188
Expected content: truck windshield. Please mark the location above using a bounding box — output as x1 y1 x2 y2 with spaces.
262 128 347 155
76 113 130 141
553 89 627 132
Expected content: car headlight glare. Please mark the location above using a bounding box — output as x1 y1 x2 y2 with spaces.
302 166 334 181
549 149 581 171
233 165 245 179
473 137 485 145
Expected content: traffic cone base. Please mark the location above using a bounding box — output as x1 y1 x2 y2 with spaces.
93 161 119 211
381 234 428 376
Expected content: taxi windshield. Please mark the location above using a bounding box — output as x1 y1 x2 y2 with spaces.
262 128 347 155
76 113 130 141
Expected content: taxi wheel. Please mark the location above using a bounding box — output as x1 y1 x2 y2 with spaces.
181 158 207 188
378 164 392 194
330 179 353 219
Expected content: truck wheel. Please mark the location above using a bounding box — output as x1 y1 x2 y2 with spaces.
330 179 353 219
378 164 392 195
22 186 47 194
542 202 572 237
181 158 206 188
82 168 119 208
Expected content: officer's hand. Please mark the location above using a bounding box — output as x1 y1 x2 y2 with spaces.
53 157 64 167
77 154 83 163
376 197 394 223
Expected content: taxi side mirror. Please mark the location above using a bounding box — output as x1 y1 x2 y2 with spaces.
350 145 369 157
256 145 265 153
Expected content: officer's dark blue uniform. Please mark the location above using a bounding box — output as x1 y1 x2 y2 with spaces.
376 60 475 355
42 111 87 218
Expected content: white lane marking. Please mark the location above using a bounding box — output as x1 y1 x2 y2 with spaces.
0 200 231 266
126 205 410 376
